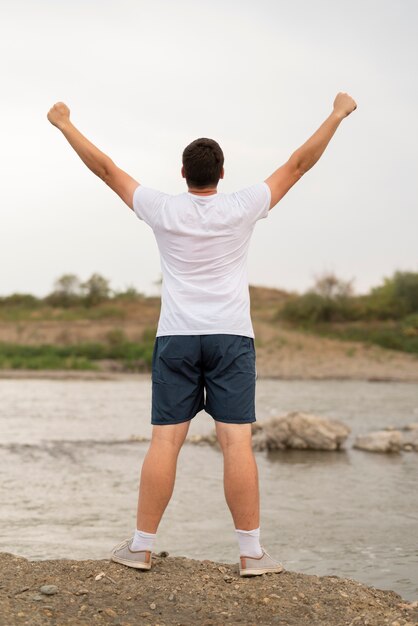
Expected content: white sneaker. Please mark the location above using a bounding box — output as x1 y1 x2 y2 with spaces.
239 547 285 577
111 537 152 570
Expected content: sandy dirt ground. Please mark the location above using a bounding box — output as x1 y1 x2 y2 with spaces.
253 321 418 381
1 552 417 626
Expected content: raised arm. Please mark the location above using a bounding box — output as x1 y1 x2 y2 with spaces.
47 102 139 210
265 92 357 210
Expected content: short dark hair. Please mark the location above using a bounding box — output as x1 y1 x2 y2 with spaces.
182 138 224 188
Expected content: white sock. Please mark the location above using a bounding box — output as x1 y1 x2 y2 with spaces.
131 529 156 552
235 527 263 558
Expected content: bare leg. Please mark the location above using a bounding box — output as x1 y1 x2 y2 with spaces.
136 421 191 533
215 422 260 530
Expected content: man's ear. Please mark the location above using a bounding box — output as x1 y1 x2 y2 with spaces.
219 167 224 180
181 166 186 179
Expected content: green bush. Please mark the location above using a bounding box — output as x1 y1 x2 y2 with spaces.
368 271 418 319
401 313 418 337
0 293 41 308
0 294 42 320
279 293 357 324
113 287 145 301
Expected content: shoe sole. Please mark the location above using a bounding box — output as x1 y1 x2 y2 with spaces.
240 565 285 577
111 554 152 570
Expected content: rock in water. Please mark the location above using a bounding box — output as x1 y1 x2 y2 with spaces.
353 430 402 453
252 412 350 451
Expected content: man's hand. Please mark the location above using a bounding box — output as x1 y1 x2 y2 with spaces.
333 92 357 120
47 102 71 130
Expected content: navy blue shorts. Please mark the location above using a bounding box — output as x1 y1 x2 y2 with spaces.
151 334 257 425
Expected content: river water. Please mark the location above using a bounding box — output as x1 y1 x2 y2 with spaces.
0 377 417 601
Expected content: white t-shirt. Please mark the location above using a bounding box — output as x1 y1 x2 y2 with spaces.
132 182 271 338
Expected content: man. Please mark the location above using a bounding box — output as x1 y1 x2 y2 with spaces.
47 92 357 576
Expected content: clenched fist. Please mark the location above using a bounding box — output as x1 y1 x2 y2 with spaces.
333 92 357 119
47 102 70 129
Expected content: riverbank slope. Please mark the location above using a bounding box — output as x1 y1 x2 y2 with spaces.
1 286 418 381
1 552 417 626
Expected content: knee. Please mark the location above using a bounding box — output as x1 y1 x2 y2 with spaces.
151 422 190 452
216 423 253 454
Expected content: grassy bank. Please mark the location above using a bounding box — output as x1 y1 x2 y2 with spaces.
277 271 418 355
299 318 418 355
0 332 155 371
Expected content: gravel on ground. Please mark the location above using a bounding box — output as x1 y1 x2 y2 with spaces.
1 552 417 626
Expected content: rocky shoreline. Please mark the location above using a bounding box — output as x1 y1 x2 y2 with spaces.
1 552 417 626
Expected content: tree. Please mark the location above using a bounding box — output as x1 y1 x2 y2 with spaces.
311 272 355 300
81 273 111 306
54 274 81 296
47 274 82 307
279 272 356 323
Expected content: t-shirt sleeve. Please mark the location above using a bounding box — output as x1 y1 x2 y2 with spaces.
233 182 271 227
132 185 167 229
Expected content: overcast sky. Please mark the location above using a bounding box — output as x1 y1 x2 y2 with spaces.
1 0 417 297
